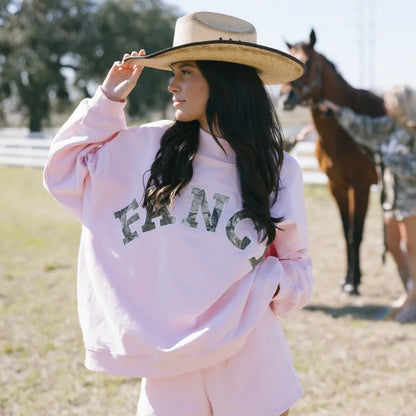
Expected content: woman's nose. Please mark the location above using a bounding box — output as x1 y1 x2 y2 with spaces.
168 75 180 93
168 75 179 93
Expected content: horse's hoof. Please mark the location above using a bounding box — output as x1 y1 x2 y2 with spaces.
339 278 347 288
342 283 360 296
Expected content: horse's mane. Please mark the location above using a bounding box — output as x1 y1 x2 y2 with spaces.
318 51 385 116
321 54 337 73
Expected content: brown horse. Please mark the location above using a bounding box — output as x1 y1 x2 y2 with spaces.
281 29 385 295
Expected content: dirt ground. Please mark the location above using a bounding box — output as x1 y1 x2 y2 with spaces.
0 166 415 416
287 184 416 416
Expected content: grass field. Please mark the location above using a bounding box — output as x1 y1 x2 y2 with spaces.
0 166 415 416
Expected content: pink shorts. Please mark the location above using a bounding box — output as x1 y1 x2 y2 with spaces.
137 310 303 416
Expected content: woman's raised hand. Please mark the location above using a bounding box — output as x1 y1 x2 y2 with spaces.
101 50 145 102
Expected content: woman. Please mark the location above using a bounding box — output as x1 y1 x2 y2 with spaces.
318 85 416 323
44 12 313 416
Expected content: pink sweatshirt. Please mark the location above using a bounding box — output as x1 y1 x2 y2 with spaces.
43 88 314 378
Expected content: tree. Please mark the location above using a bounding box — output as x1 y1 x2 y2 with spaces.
77 0 178 119
0 0 178 131
0 0 98 131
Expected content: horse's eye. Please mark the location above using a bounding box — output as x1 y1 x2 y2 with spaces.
304 59 312 71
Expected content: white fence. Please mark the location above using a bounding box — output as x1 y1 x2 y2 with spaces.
0 131 328 185
290 140 327 185
0 137 52 168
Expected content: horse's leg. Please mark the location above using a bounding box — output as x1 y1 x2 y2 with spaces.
327 181 353 289
348 185 372 294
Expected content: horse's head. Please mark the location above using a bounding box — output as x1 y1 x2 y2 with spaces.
281 29 324 110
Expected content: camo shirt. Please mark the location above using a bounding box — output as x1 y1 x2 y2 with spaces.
335 108 416 220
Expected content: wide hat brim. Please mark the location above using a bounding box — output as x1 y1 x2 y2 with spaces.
124 40 304 85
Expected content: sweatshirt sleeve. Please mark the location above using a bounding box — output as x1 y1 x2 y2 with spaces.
334 107 395 153
264 153 314 317
43 88 127 220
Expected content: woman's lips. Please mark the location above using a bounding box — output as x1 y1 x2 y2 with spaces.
172 97 185 107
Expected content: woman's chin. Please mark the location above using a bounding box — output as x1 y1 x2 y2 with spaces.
175 111 190 122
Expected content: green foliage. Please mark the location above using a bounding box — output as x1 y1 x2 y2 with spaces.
78 0 177 118
0 0 179 131
0 0 96 130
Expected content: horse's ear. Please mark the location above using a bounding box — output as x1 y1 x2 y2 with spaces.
309 29 316 48
285 40 293 50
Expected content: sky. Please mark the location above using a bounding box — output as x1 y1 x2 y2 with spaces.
164 0 416 93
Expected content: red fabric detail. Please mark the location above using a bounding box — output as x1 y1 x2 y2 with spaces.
265 244 278 258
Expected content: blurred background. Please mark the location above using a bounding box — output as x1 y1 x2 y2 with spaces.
0 0 415 133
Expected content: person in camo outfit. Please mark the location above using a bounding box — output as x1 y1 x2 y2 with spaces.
318 84 416 323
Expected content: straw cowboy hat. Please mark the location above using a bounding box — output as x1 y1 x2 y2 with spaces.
125 11 304 85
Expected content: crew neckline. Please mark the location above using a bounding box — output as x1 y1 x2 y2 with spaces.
198 128 236 162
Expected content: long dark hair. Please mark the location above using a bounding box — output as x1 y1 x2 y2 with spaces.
143 60 284 245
